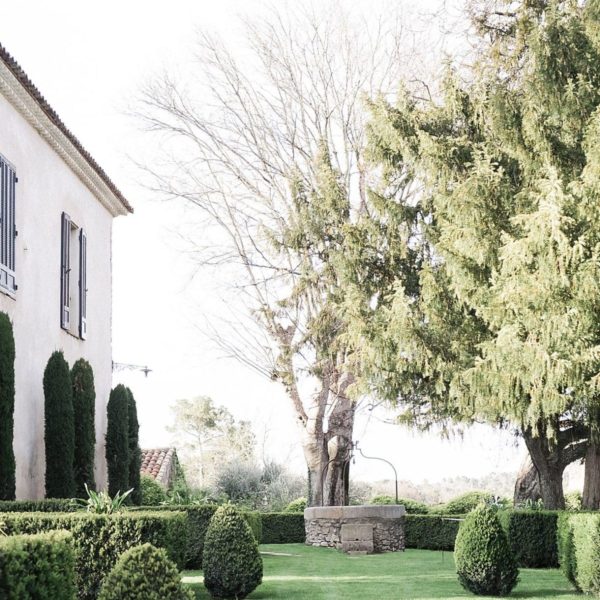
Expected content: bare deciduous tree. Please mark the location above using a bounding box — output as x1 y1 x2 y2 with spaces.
138 2 416 506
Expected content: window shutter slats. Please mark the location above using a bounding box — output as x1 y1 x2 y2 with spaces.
79 228 87 339
0 156 17 294
60 212 71 329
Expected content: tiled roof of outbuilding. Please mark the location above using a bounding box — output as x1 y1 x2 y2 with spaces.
141 447 178 488
0 43 133 214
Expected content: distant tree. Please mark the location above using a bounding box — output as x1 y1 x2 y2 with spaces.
168 396 255 488
44 351 75 498
106 385 130 496
71 358 96 497
127 388 142 505
0 312 15 500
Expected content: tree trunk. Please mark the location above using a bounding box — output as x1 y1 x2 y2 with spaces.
513 453 541 506
522 425 565 510
583 441 600 509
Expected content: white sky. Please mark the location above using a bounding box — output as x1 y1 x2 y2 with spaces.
0 0 533 485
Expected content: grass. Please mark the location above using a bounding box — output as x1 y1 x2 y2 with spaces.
183 544 581 599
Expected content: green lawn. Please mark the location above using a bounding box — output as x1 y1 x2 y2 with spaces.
183 544 581 599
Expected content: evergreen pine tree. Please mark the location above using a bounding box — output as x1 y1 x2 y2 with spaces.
71 358 96 497
127 388 142 505
106 384 129 496
44 351 75 498
0 312 16 500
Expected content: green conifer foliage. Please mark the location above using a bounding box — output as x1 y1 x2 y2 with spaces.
355 0 600 508
71 359 96 497
203 505 263 599
0 312 15 500
44 351 75 498
127 388 142 505
455 505 519 596
105 384 129 496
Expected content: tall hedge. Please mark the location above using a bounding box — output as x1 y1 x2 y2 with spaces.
127 388 142 505
106 385 130 497
72 359 96 497
0 530 76 599
44 351 75 498
0 312 15 500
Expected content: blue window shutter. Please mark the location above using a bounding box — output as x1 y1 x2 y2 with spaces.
60 212 71 329
0 156 17 293
79 228 87 339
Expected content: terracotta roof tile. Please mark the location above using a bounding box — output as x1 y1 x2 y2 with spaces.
141 447 178 488
0 43 133 214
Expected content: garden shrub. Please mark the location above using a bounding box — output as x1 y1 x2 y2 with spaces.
454 505 518 596
0 312 15 501
497 509 558 568
140 476 167 506
557 512 577 587
98 543 193 600
370 495 429 514
106 385 129 497
44 351 75 498
557 513 600 594
285 497 307 513
203 505 263 599
261 512 305 544
0 499 76 512
129 504 261 568
404 514 461 551
0 530 76 599
565 491 582 512
434 491 494 515
126 389 142 505
72 359 96 498
244 510 263 543
0 510 187 599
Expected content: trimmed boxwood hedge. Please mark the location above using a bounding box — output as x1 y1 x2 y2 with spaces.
404 514 462 551
0 530 76 599
0 498 77 512
129 505 262 568
261 512 305 544
0 510 187 599
498 509 558 568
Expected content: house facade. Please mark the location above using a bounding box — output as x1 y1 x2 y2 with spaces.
0 45 132 499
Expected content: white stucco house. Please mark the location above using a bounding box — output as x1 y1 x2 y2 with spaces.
0 45 132 499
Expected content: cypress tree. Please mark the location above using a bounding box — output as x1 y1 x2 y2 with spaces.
0 312 16 500
71 358 96 497
106 384 129 496
44 351 75 498
126 387 142 505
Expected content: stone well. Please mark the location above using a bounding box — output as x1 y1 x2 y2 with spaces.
304 504 406 553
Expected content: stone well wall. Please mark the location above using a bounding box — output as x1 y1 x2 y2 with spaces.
304 505 406 553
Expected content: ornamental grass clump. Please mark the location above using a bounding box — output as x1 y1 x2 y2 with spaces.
98 543 194 600
203 504 263 599
454 504 518 596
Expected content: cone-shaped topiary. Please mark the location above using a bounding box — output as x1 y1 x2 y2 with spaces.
455 504 519 596
44 350 75 498
72 358 96 497
203 504 263 599
106 384 129 497
127 388 142 505
0 312 15 500
97 543 194 600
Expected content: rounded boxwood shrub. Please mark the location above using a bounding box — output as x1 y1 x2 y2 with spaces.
140 475 167 506
285 497 307 512
98 543 194 600
455 504 518 596
437 491 495 515
203 504 263 599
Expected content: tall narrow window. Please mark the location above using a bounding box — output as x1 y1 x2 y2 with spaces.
60 212 71 329
0 156 17 295
79 229 87 339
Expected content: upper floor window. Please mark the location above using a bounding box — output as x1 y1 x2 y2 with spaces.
60 212 87 339
0 155 17 296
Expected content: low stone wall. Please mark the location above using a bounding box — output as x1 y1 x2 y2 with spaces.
304 505 406 553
